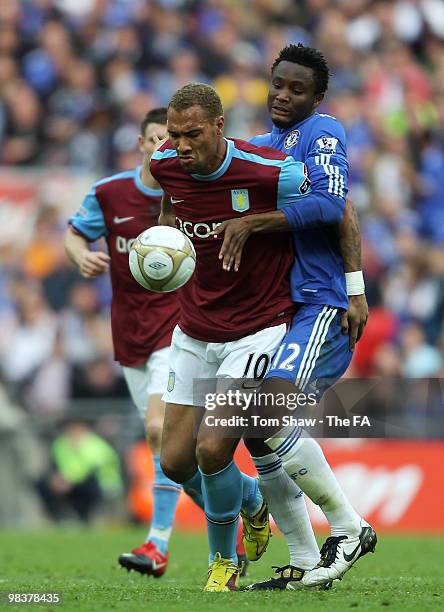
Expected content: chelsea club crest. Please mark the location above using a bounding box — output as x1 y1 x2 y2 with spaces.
284 129 300 149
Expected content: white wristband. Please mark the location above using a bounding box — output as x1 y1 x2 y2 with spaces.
346 271 365 296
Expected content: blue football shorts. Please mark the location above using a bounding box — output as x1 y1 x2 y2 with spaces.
266 303 352 400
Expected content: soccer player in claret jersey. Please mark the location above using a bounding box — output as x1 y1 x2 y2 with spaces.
150 82 353 592
64 109 210 579
213 44 377 589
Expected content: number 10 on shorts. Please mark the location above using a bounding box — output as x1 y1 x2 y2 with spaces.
242 353 270 379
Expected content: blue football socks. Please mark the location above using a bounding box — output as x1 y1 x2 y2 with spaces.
241 472 263 517
147 455 181 554
200 461 246 564
183 468 263 517
182 470 205 509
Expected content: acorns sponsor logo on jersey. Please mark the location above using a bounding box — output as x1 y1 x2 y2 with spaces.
116 236 136 253
284 130 300 148
176 218 222 239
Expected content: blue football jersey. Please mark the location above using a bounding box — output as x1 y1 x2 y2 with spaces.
251 111 348 310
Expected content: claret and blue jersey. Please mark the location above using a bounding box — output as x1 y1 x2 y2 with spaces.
151 137 313 343
152 122 352 392
68 166 179 367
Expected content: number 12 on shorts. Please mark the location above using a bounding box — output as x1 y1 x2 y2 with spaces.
271 343 301 371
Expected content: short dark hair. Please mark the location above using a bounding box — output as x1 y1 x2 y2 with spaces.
271 44 330 95
140 107 167 136
169 83 223 122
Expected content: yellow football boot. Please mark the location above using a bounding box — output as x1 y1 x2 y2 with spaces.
240 502 271 561
204 553 240 592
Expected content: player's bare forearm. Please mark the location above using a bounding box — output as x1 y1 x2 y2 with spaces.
160 192 172 216
245 210 291 234
337 198 368 350
211 211 290 271
338 198 361 272
64 226 110 278
64 226 89 267
159 192 176 227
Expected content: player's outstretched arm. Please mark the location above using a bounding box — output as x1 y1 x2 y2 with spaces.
338 198 368 351
64 226 110 278
211 158 312 271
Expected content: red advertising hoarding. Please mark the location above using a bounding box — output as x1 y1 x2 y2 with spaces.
128 440 444 533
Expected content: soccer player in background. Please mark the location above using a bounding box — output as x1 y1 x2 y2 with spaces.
150 83 352 591
213 44 376 589
64 108 192 578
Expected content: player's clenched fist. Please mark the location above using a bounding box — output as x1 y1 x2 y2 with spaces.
77 250 110 278
64 226 110 278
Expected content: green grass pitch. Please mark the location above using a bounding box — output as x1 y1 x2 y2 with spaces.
1 528 443 611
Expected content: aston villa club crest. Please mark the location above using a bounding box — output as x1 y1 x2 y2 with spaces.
167 371 175 392
231 189 250 212
284 130 300 149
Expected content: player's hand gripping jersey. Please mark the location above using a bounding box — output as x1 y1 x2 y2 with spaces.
150 138 311 343
69 167 179 366
251 112 348 309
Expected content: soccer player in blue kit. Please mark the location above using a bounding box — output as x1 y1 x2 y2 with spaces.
215 44 376 588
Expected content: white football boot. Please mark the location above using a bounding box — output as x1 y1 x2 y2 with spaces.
302 521 377 586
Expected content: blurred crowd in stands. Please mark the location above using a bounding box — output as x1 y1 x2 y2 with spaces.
0 0 443 424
